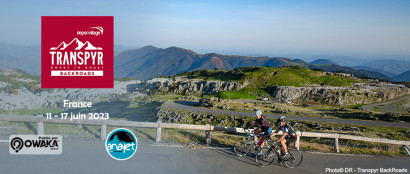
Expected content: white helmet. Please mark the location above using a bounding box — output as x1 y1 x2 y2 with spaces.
255 110 262 117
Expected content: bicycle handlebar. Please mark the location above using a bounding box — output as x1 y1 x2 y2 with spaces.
244 128 252 133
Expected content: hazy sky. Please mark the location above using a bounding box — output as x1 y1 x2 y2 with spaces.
1 0 410 57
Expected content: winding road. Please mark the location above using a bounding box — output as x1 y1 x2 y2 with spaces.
164 101 410 128
361 95 410 114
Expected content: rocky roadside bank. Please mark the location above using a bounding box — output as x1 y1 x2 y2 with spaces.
135 77 246 95
134 77 410 106
272 83 410 106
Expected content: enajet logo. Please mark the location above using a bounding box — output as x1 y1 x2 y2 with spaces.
105 128 138 160
41 16 113 88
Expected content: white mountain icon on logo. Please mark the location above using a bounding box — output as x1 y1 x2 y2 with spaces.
50 38 103 51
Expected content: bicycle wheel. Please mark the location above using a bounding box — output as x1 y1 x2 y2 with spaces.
283 148 303 168
255 148 276 167
234 138 253 156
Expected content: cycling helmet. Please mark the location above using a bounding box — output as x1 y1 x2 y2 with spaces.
277 116 286 122
254 110 262 117
275 116 286 126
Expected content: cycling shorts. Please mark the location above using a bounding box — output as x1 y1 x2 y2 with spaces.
263 127 273 137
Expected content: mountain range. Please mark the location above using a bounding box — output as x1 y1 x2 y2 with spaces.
0 44 40 75
114 46 400 81
393 70 410 81
0 43 408 81
357 59 410 75
310 59 339 66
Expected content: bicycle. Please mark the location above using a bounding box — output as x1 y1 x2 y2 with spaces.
233 128 272 157
255 140 303 168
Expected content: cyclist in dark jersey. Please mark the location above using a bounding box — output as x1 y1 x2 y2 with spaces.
271 116 297 157
247 110 272 154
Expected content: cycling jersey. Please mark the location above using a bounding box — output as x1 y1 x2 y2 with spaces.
256 116 272 132
278 124 297 138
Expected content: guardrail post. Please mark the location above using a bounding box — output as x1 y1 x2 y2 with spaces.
334 134 339 153
100 123 106 141
156 120 161 143
37 115 44 135
294 131 301 150
205 124 211 145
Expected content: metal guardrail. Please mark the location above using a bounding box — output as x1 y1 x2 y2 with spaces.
0 115 409 155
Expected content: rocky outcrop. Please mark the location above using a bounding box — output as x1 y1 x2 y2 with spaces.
135 77 246 95
156 108 246 127
134 76 410 106
272 83 410 106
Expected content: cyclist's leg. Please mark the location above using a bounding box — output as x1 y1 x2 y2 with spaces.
285 136 296 149
254 127 261 135
261 128 272 148
254 128 261 142
280 139 287 153
259 135 266 148
260 128 272 148
259 135 265 149
269 132 276 146
270 132 274 140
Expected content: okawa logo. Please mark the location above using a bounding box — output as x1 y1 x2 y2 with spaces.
41 16 113 88
9 135 62 155
105 128 138 160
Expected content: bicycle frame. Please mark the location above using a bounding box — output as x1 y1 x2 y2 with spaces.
238 129 271 156
268 142 294 164
247 130 271 148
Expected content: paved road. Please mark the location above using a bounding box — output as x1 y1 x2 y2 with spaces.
361 95 410 114
165 101 410 128
1 140 409 174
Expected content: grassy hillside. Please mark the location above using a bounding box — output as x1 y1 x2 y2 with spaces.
178 66 361 99
179 66 360 87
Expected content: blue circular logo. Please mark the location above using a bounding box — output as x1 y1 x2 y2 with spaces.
105 128 138 160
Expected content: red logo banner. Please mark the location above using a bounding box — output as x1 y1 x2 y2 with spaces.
41 16 113 88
